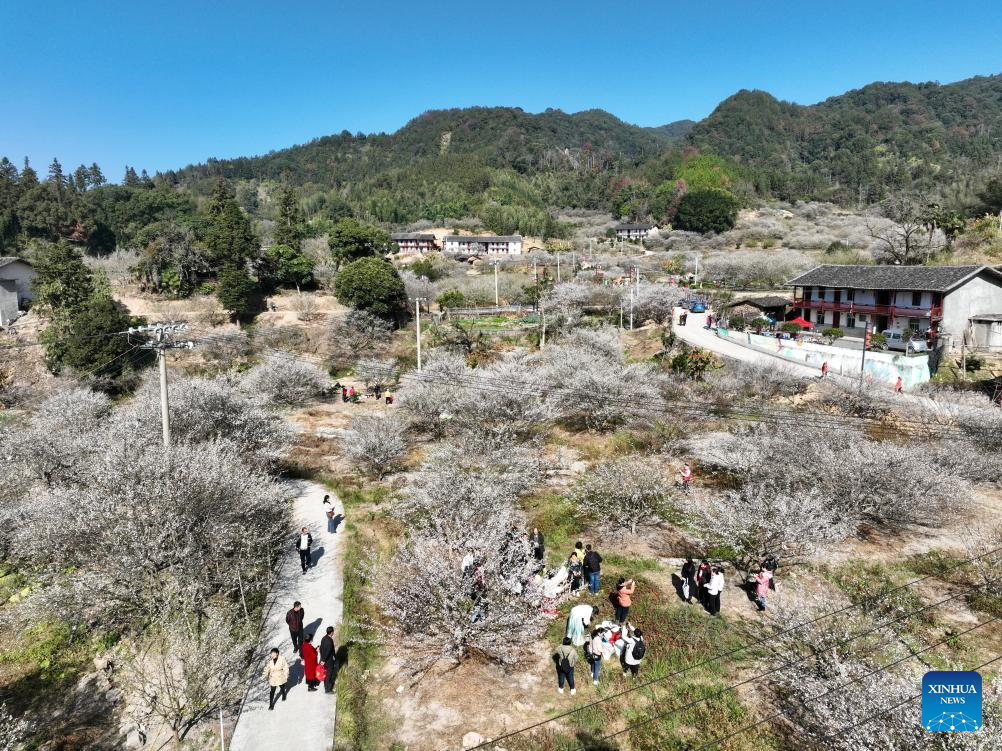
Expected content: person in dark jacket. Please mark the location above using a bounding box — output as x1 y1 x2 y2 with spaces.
531 528 545 564
319 626 337 693
583 545 603 594
295 527 313 574
286 601 305 655
681 557 697 603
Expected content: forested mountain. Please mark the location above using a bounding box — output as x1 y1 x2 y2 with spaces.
687 74 1002 205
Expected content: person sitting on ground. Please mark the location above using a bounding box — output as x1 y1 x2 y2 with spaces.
620 624 646 679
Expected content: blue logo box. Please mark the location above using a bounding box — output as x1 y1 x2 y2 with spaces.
923 671 982 731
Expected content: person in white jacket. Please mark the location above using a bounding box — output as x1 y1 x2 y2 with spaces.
620 624 646 679
705 567 725 616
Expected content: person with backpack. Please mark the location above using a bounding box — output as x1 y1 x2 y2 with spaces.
587 628 607 685
583 544 603 594
696 560 712 606
620 624 646 679
554 637 578 694
615 578 635 624
706 567 725 616
680 557 697 603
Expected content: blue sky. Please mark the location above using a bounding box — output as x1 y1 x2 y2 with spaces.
3 0 1002 182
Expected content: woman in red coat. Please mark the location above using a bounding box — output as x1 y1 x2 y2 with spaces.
302 633 319 691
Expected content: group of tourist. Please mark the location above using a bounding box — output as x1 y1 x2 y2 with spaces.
679 556 778 615
333 381 394 405
262 602 340 710
566 540 603 595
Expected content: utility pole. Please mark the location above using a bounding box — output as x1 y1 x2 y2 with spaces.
619 299 624 330
414 298 426 371
133 322 194 446
859 321 869 387
493 261 500 307
635 265 640 292
533 259 538 284
556 252 561 282
540 305 547 349
629 287 634 330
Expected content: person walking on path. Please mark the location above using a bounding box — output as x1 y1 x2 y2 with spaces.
566 602 594 647
262 648 289 710
583 544 603 595
554 637 578 695
568 552 584 596
295 527 313 574
696 560 712 606
895 376 903 394
681 557 697 603
302 633 319 691
531 528 545 565
753 566 773 612
821 361 829 378
587 628 607 685
319 626 337 694
620 624 646 679
706 567 725 616
286 602 305 656
615 578 635 624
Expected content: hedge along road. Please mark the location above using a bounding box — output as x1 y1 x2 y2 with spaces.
230 480 345 751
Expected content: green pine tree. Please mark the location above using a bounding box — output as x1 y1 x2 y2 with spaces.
216 262 257 320
273 185 305 250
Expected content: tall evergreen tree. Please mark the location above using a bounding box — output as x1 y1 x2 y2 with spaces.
207 178 236 217
0 157 18 182
216 262 256 320
123 166 140 187
205 199 258 268
32 240 96 313
73 164 90 193
48 158 66 203
272 185 305 250
88 162 106 186
21 158 38 187
140 169 153 187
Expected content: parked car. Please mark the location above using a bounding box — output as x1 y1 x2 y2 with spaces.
689 301 707 313
880 329 928 354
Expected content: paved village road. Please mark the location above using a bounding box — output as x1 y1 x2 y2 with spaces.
230 480 344 751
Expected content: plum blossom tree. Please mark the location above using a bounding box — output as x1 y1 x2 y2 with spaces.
572 456 675 535
241 354 330 406
342 413 410 478
0 702 29 751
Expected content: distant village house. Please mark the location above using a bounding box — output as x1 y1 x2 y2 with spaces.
391 233 439 255
0 257 36 326
787 264 1002 347
442 235 523 256
614 223 658 241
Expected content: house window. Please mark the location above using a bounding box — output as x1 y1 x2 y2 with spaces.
846 289 855 302
912 291 922 307
857 314 867 323
817 286 825 300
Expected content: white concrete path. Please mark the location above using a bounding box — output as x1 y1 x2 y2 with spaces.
673 307 822 378
230 480 344 751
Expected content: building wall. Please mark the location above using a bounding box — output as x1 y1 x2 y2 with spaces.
970 320 1002 349
0 261 36 303
943 272 1002 343
0 280 18 325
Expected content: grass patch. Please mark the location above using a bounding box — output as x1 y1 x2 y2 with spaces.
823 560 936 631
903 549 972 585
524 492 586 569
323 475 392 511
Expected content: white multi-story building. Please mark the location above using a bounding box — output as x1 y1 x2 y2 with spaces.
787 264 1002 345
390 233 439 255
442 235 523 255
614 223 658 241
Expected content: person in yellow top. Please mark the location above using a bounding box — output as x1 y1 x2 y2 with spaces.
262 648 289 710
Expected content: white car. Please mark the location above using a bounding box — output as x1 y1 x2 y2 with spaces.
881 329 927 353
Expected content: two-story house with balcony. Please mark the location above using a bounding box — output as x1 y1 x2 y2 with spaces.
614 223 658 241
442 235 523 256
391 233 439 255
786 265 1002 345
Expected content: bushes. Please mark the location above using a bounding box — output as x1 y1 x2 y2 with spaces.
241 355 330 406
334 257 408 322
674 188 741 234
571 456 674 534
341 413 409 478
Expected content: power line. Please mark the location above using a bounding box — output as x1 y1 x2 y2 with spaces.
580 611 999 750
465 550 1002 750
684 622 999 751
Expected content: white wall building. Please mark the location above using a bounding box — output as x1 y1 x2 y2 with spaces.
614 223 658 241
442 235 523 255
0 257 36 325
390 233 439 255
787 264 1002 347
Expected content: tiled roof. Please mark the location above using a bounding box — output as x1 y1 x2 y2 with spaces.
786 265 1002 292
0 256 32 270
391 233 437 241
728 295 791 309
615 223 656 231
444 235 523 243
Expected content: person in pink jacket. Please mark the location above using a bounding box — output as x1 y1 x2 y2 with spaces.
754 566 773 611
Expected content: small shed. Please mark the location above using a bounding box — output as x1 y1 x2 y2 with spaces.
0 257 36 325
969 313 1002 350
725 295 790 323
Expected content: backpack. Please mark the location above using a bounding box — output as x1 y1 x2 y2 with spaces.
558 651 573 672
631 639 646 661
